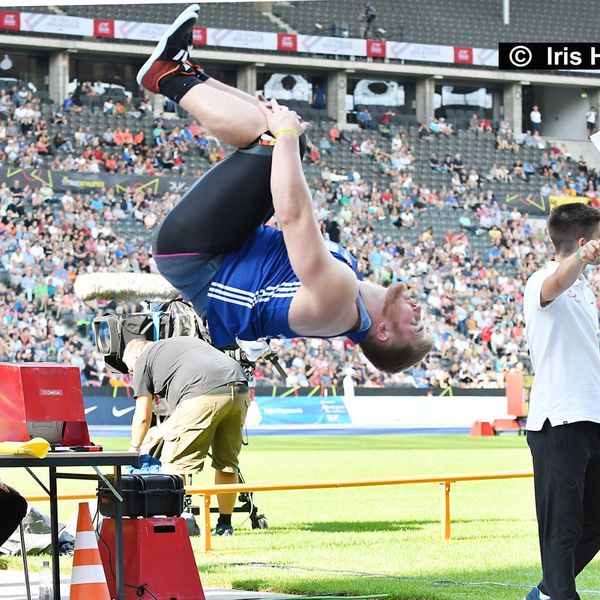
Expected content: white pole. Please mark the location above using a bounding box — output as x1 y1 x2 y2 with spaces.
503 0 510 25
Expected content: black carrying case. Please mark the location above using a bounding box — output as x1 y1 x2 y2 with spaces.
97 474 185 518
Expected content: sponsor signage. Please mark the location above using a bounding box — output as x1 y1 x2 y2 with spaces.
277 32 297 52
82 389 509 429
1 9 512 68
192 26 206 46
94 19 114 38
253 395 351 426
0 167 195 196
0 11 19 30
454 46 473 64
366 38 386 58
20 12 94 36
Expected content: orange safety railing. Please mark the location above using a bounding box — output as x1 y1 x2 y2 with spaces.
26 471 533 552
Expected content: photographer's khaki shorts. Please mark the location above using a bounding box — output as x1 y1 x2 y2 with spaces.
159 384 249 475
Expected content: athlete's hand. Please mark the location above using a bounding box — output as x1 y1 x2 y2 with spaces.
576 239 600 265
258 98 309 136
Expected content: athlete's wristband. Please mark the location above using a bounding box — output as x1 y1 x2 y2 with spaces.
274 128 300 139
576 247 586 262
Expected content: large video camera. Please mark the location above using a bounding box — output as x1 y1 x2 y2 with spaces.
92 301 206 374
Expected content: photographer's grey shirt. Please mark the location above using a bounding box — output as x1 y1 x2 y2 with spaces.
132 336 246 415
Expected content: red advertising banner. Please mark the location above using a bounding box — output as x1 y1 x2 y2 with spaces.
277 32 297 52
192 26 206 45
94 19 114 38
0 12 20 31
454 46 473 64
366 38 386 58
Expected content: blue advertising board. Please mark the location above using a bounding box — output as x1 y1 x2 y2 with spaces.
84 393 135 427
253 395 350 425
83 391 351 427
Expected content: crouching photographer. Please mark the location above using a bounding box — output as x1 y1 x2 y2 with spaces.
122 336 249 536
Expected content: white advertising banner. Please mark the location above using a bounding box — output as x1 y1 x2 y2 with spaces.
344 395 510 428
297 34 366 57
473 48 499 67
386 42 455 64
114 20 170 42
206 28 278 50
20 12 94 36
10 10 505 70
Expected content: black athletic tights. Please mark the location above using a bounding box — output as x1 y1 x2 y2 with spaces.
154 136 306 256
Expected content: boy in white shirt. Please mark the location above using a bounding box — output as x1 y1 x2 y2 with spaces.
523 202 600 600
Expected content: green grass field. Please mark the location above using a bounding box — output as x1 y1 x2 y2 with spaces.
2 434 599 599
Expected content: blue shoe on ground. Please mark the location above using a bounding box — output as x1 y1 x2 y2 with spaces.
524 586 550 600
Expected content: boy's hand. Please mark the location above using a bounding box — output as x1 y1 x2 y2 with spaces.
576 240 600 265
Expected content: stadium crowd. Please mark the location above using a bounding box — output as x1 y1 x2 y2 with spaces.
1 82 599 389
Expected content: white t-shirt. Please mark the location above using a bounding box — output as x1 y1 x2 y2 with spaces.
587 110 597 124
524 261 600 430
530 110 542 124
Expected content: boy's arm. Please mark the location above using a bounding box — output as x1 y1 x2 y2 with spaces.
540 240 600 306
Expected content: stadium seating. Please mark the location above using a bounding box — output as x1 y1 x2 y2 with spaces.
53 3 280 33
21 1 600 48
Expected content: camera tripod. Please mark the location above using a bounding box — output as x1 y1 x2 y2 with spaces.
185 468 268 530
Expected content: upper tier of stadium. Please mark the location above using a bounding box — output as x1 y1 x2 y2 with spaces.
22 0 599 49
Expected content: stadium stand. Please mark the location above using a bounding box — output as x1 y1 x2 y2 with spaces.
31 3 280 33
23 1 599 47
2 75 596 390
1 2 600 390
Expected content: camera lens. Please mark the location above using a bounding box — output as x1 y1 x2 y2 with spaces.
96 321 111 354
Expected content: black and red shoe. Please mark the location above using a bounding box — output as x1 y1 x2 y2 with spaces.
136 4 200 92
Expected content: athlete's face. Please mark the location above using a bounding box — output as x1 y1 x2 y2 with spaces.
382 283 426 342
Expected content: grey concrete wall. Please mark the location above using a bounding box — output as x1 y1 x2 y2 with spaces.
48 50 69 105
536 85 590 140
503 82 522 135
237 64 257 96
416 77 434 124
327 70 347 124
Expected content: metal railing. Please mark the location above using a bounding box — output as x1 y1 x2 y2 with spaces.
26 470 533 552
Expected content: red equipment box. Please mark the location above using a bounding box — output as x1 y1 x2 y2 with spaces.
99 517 205 600
0 362 90 445
470 421 495 437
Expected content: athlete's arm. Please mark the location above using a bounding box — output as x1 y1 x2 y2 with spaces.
540 239 600 306
260 101 358 329
129 393 153 451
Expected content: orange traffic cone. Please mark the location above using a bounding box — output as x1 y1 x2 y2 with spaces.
69 502 111 600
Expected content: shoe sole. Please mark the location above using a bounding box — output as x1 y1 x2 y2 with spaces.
136 3 200 87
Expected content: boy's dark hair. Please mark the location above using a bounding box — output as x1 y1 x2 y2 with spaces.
547 202 600 254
